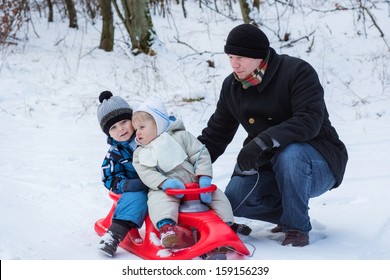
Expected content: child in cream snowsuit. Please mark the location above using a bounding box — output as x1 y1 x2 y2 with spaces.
132 97 234 249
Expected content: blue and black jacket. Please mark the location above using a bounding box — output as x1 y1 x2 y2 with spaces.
100 135 148 227
101 135 148 194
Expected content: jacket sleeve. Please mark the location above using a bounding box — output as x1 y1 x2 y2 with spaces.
101 149 148 194
101 153 122 193
119 178 149 193
179 131 213 178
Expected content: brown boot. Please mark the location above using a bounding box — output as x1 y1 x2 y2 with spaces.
282 230 309 247
271 224 283 233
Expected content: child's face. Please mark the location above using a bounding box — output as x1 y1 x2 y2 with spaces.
133 118 157 146
108 119 134 142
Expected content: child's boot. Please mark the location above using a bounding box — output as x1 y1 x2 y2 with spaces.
98 222 129 257
160 223 179 248
98 230 123 257
159 224 194 249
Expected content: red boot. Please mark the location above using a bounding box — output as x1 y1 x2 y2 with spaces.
159 224 195 249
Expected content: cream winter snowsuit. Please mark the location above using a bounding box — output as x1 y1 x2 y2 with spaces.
133 118 234 228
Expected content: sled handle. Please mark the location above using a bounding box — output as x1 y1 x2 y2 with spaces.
165 183 217 196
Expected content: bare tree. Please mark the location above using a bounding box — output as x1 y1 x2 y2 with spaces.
64 0 78 28
239 0 260 25
356 0 390 52
85 0 98 20
47 0 53 22
239 0 252 24
116 0 156 55
99 0 114 51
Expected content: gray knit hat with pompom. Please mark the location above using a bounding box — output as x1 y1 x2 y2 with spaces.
97 91 133 136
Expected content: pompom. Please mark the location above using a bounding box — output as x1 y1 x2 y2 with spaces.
99 91 113 103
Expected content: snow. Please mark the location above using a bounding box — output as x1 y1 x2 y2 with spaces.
1 1 390 279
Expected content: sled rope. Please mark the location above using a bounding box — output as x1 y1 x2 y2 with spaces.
232 171 260 213
223 242 256 258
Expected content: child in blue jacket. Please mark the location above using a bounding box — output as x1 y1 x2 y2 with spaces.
96 91 148 257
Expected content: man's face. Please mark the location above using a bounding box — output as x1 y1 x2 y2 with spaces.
228 54 262 79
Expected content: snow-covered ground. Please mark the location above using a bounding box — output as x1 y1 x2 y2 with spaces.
1 1 390 279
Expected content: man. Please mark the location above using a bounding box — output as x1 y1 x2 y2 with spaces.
198 24 348 247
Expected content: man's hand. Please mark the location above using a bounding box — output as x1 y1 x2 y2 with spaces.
237 133 275 171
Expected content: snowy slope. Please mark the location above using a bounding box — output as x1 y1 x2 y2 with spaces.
1 1 390 278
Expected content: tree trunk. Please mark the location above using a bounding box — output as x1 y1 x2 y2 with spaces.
47 0 53 22
86 0 97 20
181 0 187 18
64 0 78 28
121 0 156 55
99 0 114 51
239 0 260 26
239 0 252 24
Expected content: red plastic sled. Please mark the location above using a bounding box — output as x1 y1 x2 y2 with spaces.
94 183 250 260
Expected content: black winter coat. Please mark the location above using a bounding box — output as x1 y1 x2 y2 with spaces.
198 48 348 188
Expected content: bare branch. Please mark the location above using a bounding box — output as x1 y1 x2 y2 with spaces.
281 31 316 48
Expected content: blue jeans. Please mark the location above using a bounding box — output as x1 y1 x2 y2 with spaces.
225 143 336 234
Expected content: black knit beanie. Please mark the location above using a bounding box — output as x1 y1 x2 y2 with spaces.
224 24 270 59
97 91 133 136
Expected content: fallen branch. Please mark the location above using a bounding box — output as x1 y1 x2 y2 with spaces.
281 30 316 48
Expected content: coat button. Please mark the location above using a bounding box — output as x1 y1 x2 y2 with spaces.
248 118 255 124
